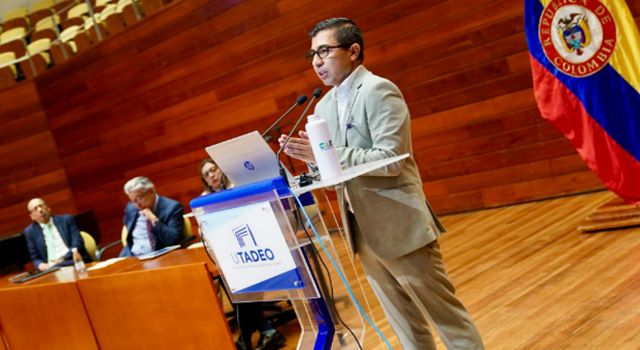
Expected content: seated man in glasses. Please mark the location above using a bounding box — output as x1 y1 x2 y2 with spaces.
120 176 184 257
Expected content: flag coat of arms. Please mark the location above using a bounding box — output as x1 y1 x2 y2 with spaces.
525 0 640 204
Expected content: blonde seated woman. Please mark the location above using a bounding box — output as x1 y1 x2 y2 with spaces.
199 159 286 350
200 159 231 195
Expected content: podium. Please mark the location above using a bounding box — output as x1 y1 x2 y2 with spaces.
190 154 409 349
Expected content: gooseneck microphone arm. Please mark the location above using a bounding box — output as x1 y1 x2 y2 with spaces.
261 95 308 138
276 88 322 160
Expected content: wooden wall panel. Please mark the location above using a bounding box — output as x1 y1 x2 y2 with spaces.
0 83 76 238
0 0 637 241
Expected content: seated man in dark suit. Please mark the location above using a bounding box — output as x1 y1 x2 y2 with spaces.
24 198 90 271
120 176 184 257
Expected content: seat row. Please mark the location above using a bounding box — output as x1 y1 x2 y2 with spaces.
1 0 118 33
0 0 168 89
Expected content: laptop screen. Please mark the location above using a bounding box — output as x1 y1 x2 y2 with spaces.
205 131 283 187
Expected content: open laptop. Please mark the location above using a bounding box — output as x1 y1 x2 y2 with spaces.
205 131 293 187
136 245 180 260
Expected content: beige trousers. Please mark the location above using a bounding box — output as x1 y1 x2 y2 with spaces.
351 214 484 350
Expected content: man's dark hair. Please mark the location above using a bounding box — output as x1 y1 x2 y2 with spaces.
309 17 364 62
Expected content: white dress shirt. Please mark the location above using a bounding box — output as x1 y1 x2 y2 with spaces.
333 65 366 213
40 221 69 263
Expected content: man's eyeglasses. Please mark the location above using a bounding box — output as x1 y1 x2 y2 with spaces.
305 44 350 62
129 190 151 203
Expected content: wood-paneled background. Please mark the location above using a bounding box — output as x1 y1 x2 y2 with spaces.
1 0 639 243
0 82 78 236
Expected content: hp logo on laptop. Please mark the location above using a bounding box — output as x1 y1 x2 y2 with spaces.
243 161 255 171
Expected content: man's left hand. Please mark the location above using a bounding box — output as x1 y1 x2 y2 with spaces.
278 131 316 163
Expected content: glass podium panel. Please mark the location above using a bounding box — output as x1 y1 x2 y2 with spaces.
191 177 319 303
291 189 367 349
189 172 387 349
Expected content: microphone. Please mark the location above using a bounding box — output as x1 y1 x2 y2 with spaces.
261 94 308 138
276 88 322 186
276 88 322 160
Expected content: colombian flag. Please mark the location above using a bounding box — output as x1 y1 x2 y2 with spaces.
525 0 640 204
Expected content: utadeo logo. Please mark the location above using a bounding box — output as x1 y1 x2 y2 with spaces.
233 224 256 248
230 224 276 264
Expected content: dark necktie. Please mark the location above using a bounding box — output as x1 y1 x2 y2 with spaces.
146 219 156 251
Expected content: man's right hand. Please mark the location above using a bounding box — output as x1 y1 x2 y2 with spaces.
139 208 158 226
38 262 49 271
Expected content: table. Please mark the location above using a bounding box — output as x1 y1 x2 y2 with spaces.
0 281 98 350
0 247 232 350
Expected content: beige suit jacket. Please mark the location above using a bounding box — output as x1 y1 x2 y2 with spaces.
313 65 445 259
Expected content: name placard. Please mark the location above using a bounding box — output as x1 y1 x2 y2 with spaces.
199 201 299 293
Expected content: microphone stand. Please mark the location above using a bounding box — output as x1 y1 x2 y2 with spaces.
262 95 308 138
276 89 322 187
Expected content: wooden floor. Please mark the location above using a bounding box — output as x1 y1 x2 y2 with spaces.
273 191 640 349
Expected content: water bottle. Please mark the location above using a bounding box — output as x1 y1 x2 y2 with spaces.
305 114 342 180
72 247 87 275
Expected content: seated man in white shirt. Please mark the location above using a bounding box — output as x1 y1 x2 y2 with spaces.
23 198 90 271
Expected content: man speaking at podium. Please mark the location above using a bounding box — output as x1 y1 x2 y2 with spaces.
279 18 483 349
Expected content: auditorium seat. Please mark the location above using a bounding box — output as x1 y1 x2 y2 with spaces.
80 231 98 261
34 14 61 32
54 0 79 20
31 28 57 42
104 15 127 36
0 27 27 44
88 1 115 17
99 4 117 21
28 8 55 27
51 42 75 64
61 16 84 30
101 8 127 35
117 0 143 26
51 26 80 65
71 30 92 52
83 16 98 31
116 0 136 13
2 6 29 23
83 13 110 32
85 22 108 43
67 3 90 20
121 6 139 27
31 0 57 13
0 66 17 88
0 52 18 78
59 24 81 44
96 0 115 7
19 54 47 79
19 40 49 79
26 38 52 66
1 17 29 32
0 39 26 58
